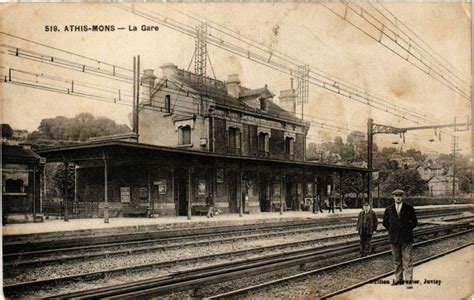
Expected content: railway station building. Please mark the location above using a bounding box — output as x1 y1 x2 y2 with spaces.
37 64 370 218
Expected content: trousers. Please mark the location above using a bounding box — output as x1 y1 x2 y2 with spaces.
390 242 413 283
359 234 372 256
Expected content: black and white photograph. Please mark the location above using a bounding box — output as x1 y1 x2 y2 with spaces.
1 2 473 299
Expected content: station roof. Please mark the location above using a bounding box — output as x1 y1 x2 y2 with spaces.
36 140 372 173
2 144 43 164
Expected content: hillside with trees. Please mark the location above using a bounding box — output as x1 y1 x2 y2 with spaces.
307 131 471 197
28 113 131 148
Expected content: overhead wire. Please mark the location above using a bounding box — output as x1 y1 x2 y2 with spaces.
164 4 448 124
115 4 440 126
321 2 470 101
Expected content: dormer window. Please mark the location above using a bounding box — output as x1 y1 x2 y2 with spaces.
259 97 268 111
164 95 171 113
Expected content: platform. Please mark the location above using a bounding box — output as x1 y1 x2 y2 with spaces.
2 209 362 236
2 204 472 237
335 245 474 300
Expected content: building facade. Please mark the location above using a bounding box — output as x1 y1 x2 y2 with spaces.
38 64 369 218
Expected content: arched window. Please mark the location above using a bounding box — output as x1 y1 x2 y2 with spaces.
228 127 241 154
178 125 191 145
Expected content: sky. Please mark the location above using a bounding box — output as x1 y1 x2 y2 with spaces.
0 3 471 155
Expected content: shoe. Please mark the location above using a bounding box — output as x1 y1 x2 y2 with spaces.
406 285 413 289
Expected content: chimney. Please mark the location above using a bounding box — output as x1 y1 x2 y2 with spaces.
142 69 157 88
141 69 157 103
225 74 241 98
279 89 297 115
160 63 178 79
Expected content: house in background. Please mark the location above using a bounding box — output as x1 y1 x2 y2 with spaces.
427 174 459 196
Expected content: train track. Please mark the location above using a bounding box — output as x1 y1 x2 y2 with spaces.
207 229 474 300
3 217 355 254
4 207 469 268
319 243 472 299
3 222 355 268
9 222 470 299
4 206 468 253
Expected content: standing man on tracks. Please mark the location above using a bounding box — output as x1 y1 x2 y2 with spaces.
357 200 378 257
383 189 418 289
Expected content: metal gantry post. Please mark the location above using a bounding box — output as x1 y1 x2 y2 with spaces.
63 161 69 222
367 118 373 208
103 158 109 224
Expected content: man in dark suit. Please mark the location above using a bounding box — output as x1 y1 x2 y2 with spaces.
357 201 378 257
383 189 418 289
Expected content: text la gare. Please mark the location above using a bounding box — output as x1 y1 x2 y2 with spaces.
129 25 159 31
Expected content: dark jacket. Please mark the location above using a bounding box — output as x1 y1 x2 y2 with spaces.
383 202 418 243
357 209 378 236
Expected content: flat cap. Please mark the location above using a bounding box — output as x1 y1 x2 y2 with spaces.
391 189 405 195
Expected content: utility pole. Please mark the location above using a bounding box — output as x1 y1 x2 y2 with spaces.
451 136 460 201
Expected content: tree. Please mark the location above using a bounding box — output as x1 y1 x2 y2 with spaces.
380 169 427 196
347 131 365 145
1 124 13 139
29 113 131 145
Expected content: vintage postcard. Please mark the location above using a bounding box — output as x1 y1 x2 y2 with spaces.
1 2 472 299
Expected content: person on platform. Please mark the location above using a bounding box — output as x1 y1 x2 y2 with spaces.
313 195 321 213
291 192 298 211
206 192 214 218
327 195 335 213
383 189 418 289
357 201 378 257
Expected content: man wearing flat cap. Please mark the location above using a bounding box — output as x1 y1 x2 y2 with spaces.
383 189 418 289
357 200 378 257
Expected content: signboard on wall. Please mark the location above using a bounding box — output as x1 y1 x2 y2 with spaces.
120 187 130 203
154 180 167 195
197 180 206 196
139 187 148 199
273 183 281 197
306 182 313 197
